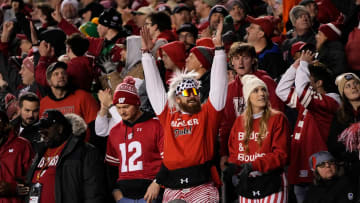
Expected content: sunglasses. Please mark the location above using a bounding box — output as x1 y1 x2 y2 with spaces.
317 161 335 168
179 88 199 97
344 74 354 80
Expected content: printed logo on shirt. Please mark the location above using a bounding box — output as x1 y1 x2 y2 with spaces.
348 193 354 200
238 132 268 142
299 170 308 178
45 106 75 115
171 118 199 138
237 152 265 162
37 155 60 168
8 148 14 153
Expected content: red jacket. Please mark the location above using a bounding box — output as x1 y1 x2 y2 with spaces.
67 56 94 91
0 131 34 203
219 71 285 156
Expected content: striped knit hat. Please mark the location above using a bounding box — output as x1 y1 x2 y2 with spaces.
319 21 342 41
190 46 214 70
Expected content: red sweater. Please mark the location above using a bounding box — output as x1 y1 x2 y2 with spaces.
0 131 34 203
219 71 285 156
228 112 290 172
67 56 94 91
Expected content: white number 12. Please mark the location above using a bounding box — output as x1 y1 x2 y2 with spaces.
119 141 143 172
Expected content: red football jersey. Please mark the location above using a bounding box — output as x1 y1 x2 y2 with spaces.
158 100 222 170
105 117 164 180
228 112 290 173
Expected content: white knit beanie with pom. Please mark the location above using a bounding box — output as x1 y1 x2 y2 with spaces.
241 75 267 103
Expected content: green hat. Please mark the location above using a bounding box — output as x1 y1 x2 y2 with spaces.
79 21 99 38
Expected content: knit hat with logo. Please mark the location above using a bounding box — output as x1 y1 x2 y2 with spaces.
190 46 214 70
208 5 229 21
113 76 140 105
241 74 267 103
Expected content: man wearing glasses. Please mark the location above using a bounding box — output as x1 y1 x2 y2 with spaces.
140 20 227 202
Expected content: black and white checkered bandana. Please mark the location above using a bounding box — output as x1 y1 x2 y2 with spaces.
175 78 199 95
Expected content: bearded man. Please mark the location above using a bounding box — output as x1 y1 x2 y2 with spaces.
140 20 227 202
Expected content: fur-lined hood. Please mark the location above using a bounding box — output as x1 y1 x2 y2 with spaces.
64 113 87 136
167 70 201 111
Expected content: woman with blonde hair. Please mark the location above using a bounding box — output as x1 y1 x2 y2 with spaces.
224 75 290 203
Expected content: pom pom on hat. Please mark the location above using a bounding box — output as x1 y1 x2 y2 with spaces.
241 75 267 104
113 76 140 105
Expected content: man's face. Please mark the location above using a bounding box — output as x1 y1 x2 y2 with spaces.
97 24 108 38
294 12 311 31
178 31 195 49
145 18 157 38
82 10 92 22
20 39 32 54
305 2 318 19
231 54 254 76
175 88 201 114
116 104 140 123
230 4 245 23
134 14 147 27
209 13 223 31
39 123 64 148
162 50 176 70
174 10 191 28
245 23 263 43
20 100 39 126
49 68 68 88
185 52 202 72
19 65 34 85
194 0 206 17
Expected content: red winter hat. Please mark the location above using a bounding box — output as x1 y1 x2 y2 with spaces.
291 41 306 57
160 41 186 70
246 15 274 38
196 37 215 48
319 21 342 41
190 46 214 70
22 56 34 73
5 93 19 120
113 76 140 105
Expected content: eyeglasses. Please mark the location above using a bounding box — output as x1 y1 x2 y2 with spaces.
344 74 354 81
317 161 335 168
178 88 199 97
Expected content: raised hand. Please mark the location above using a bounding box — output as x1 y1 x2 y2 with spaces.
51 0 63 23
39 41 52 57
140 26 154 52
213 16 224 47
1 21 14 43
300 50 315 64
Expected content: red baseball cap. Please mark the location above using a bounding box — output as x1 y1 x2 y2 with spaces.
246 15 274 38
291 41 306 57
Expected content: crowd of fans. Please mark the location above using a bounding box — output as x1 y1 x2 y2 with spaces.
0 0 360 202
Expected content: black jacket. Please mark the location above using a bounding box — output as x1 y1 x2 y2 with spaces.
317 40 348 76
304 176 357 203
26 134 107 203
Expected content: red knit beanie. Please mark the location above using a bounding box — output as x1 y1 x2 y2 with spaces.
196 37 215 48
112 76 140 105
160 41 186 70
319 22 342 41
190 46 214 70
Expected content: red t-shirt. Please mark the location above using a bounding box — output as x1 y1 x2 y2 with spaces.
105 117 164 180
32 143 66 203
158 100 222 170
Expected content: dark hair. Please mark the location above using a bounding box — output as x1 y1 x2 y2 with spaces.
0 110 12 134
37 3 57 26
148 12 172 31
337 95 355 124
19 92 40 108
228 42 258 69
65 33 90 56
308 62 336 93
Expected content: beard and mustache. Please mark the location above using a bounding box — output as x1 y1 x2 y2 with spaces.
178 98 201 114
